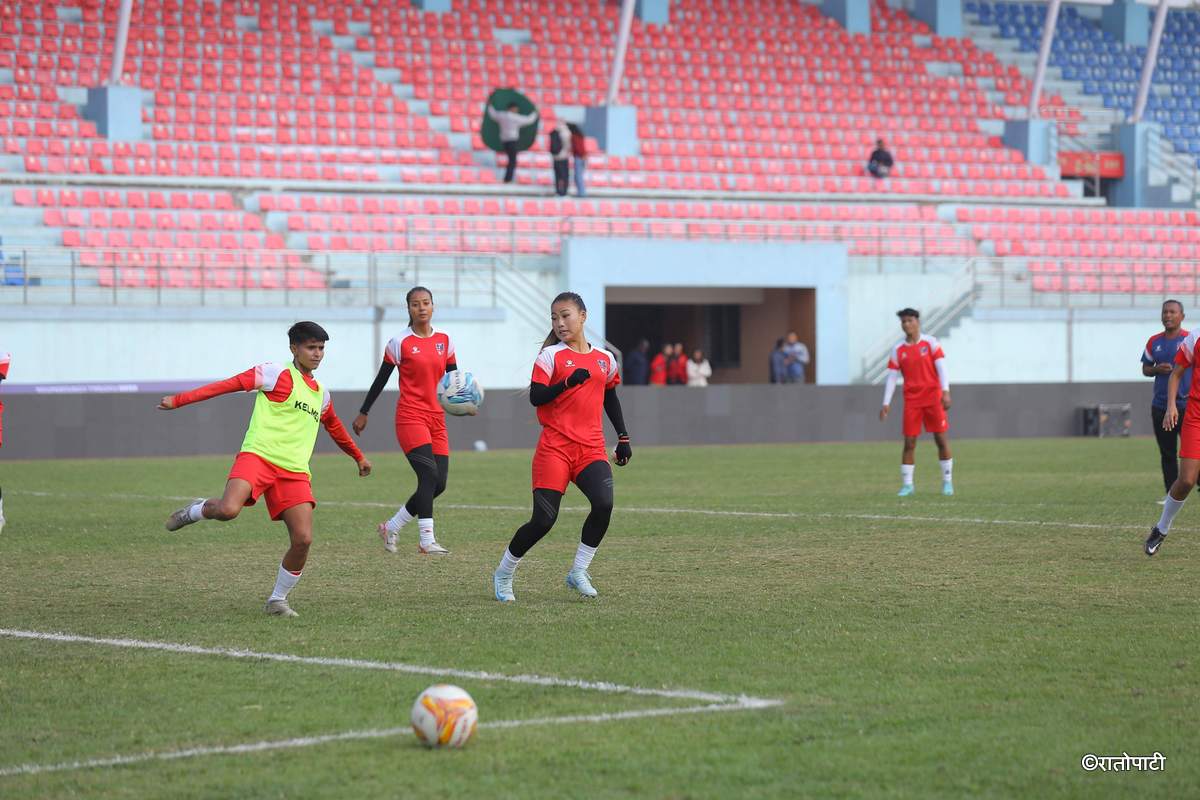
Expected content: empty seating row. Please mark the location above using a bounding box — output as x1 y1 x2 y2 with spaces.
259 194 942 221
15 187 236 210
94 266 326 290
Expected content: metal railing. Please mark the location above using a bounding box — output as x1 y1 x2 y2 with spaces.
972 256 1200 310
282 213 979 273
0 245 516 309
0 243 626 366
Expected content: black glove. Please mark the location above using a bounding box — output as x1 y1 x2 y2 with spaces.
614 434 632 466
566 367 591 387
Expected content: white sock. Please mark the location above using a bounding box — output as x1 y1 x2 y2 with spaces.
900 464 915 486
0 492 5 519
187 500 206 522
385 505 414 534
418 518 435 548
940 459 953 482
496 549 521 576
1157 495 1187 535
572 543 597 573
269 564 302 602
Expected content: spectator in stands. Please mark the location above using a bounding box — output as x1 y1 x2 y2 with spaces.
550 122 570 197
649 344 671 386
488 102 539 183
784 332 810 383
624 339 650 385
770 338 791 384
568 122 588 196
668 343 689 385
687 349 712 387
867 139 894 179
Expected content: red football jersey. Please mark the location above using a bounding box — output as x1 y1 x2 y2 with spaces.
532 343 621 445
385 327 456 421
886 334 945 407
1172 330 1200 404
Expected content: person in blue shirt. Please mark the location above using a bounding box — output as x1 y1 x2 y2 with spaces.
1142 299 1190 494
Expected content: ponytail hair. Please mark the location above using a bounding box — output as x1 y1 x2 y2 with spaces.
406 286 433 328
542 291 587 349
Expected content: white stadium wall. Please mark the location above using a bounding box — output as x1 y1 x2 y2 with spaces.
846 268 963 380
938 309 1158 384
3 266 1168 390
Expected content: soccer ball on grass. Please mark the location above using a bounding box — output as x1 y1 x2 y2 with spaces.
411 684 478 748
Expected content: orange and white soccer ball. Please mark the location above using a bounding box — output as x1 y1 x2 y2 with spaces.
411 684 478 748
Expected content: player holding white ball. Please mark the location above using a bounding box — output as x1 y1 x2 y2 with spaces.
492 292 632 602
354 287 467 556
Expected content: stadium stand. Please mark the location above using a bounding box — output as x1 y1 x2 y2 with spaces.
958 204 1200 294
965 1 1200 178
356 0 1074 197
1 0 1195 305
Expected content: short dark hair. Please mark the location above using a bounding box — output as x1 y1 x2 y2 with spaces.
288 321 329 344
1164 299 1184 313
896 308 920 319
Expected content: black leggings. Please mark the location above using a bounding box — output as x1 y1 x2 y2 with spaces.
1152 405 1182 493
403 444 449 520
507 460 614 558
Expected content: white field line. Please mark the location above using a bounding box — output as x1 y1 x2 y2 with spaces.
0 628 780 778
0 628 752 705
10 489 1144 531
0 701 776 778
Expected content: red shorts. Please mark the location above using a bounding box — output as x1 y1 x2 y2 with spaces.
531 430 608 493
228 451 316 521
395 414 449 456
1180 404 1200 459
903 401 948 437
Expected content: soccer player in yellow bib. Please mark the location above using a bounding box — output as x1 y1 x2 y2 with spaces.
159 322 371 617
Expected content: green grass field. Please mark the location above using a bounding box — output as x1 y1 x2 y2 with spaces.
1 438 1196 798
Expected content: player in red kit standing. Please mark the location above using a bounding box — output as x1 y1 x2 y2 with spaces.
160 322 372 617
493 292 632 602
354 287 463 556
0 350 9 533
879 308 953 496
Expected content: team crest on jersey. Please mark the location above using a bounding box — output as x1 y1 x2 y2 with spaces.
435 342 444 353
919 346 928 355
597 358 608 372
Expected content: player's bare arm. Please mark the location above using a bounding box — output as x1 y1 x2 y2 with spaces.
357 458 372 477
1164 365 1186 430
879 404 890 421
942 391 952 411
352 413 368 435
157 396 176 410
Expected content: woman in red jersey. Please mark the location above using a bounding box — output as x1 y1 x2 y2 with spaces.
492 292 632 602
354 287 464 556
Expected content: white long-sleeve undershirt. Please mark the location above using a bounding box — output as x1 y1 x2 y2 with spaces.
883 369 899 405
